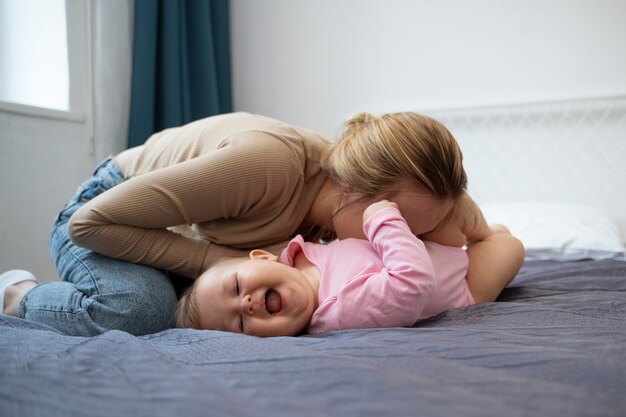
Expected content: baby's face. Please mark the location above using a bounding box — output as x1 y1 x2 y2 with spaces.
193 251 317 337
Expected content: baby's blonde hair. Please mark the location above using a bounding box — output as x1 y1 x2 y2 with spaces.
175 280 202 329
176 257 238 330
324 112 467 201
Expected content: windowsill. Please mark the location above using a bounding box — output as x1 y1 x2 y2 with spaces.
0 101 85 123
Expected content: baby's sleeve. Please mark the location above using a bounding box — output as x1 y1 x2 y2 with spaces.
334 207 437 330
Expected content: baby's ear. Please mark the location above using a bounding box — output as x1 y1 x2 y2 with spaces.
249 249 279 262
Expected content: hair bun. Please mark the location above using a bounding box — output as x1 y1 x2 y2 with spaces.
343 112 376 137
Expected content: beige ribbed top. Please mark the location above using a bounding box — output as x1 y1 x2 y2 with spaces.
68 112 332 278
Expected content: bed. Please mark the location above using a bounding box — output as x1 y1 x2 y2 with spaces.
1 97 625 417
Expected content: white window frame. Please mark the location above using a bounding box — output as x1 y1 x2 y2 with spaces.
0 0 92 132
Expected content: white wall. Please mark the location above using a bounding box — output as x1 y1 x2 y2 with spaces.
230 0 626 137
2 0 625 280
0 112 95 279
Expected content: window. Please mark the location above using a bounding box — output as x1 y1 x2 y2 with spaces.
0 0 69 110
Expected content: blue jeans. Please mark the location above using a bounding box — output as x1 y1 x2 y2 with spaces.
19 158 178 336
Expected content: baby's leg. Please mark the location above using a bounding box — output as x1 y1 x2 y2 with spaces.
465 225 525 303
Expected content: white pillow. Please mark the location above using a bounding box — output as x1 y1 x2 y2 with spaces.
479 201 626 261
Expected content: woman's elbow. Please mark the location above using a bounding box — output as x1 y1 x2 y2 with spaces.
67 206 95 247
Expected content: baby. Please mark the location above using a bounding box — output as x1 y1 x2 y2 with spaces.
176 200 524 337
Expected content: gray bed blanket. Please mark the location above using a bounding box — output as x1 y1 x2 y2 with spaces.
1 260 625 417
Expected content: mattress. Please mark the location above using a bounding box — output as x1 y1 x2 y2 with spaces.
1 259 625 417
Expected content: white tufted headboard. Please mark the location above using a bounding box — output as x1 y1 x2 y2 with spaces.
425 96 626 235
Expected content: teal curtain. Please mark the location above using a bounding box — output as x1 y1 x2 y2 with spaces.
127 0 232 147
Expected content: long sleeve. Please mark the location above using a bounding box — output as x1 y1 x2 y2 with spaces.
68 132 302 278
312 207 437 332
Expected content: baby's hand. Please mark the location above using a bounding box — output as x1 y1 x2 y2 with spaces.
363 200 399 223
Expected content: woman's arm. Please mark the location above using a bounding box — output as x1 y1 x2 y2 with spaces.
68 133 299 278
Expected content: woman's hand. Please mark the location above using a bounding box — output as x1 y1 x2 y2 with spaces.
363 200 399 223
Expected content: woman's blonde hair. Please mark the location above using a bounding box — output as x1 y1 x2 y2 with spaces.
324 111 467 201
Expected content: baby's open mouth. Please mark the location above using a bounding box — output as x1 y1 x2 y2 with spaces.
264 288 282 314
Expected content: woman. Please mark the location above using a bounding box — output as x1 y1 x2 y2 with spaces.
1 111 481 336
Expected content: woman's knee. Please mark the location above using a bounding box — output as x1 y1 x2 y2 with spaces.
100 272 178 335
86 285 177 335
67 261 178 335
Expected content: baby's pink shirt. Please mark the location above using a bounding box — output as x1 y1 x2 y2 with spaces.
280 207 474 333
